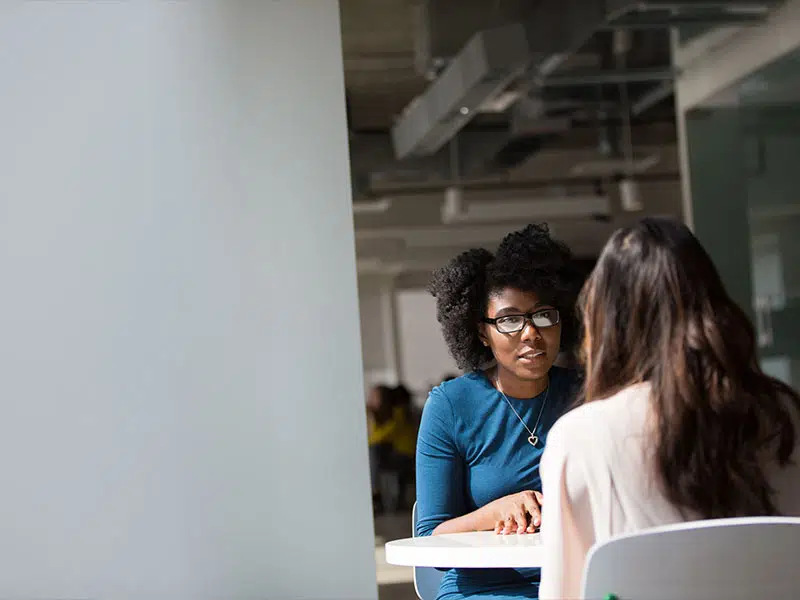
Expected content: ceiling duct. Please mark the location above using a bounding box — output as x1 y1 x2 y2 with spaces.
392 24 530 160
412 0 536 75
391 0 606 162
440 188 611 224
393 0 783 160
603 1 781 29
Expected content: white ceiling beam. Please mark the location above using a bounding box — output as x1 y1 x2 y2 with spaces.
356 223 528 248
441 192 610 224
674 0 800 110
352 197 392 214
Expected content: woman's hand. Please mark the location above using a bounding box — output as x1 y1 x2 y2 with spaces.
486 490 543 535
429 489 544 536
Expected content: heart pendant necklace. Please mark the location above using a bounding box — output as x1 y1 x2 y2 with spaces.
495 374 549 448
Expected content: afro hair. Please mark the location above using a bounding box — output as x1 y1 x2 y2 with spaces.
428 223 578 372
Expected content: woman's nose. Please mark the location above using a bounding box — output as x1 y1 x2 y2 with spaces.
520 319 542 341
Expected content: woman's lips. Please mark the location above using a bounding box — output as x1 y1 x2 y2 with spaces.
518 350 546 362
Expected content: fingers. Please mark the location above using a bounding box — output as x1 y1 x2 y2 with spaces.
504 517 517 535
495 517 537 535
513 504 528 533
534 491 544 531
494 517 518 535
530 491 543 532
522 492 542 530
492 491 545 535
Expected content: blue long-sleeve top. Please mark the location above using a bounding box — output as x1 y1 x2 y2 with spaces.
416 367 579 600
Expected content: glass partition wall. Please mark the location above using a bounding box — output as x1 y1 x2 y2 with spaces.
683 49 800 388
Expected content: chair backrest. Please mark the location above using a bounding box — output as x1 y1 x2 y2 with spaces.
412 502 444 600
582 517 800 600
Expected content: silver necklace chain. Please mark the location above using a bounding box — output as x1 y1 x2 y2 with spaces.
496 375 549 447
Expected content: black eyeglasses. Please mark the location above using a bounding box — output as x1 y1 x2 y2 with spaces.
482 308 560 334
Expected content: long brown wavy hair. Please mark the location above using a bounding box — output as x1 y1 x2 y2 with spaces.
579 218 800 518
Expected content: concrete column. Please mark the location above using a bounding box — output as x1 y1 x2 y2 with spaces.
0 2 376 599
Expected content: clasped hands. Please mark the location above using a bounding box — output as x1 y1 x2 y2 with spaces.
488 490 543 535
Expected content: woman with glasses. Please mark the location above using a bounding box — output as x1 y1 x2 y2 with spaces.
538 218 800 599
416 224 581 600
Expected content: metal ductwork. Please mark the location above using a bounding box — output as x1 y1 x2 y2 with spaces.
349 130 510 193
392 23 530 160
391 0 783 164
412 0 535 77
603 1 782 28
393 0 600 161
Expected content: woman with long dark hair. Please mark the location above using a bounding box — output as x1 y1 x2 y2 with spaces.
537 218 800 599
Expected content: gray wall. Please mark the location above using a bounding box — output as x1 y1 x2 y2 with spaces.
0 2 376 599
396 289 459 399
358 278 459 401
359 276 392 375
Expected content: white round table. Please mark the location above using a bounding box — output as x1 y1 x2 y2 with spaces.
385 531 545 569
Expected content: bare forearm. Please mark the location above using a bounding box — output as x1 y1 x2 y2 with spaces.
431 490 544 535
432 505 496 535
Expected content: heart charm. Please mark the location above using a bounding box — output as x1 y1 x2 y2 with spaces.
528 434 539 447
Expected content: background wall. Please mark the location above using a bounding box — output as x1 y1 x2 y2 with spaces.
359 278 459 405
359 275 400 391
0 2 376 599
396 289 459 400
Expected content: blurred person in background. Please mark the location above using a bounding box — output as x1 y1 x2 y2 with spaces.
367 383 419 513
538 218 800 599
367 384 394 514
417 224 582 600
389 384 417 510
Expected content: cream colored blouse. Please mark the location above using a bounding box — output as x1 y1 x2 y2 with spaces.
538 383 800 600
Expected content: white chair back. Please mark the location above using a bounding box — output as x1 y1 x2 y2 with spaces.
582 517 800 600
412 502 444 600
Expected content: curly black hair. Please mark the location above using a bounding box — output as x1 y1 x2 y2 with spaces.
428 223 578 372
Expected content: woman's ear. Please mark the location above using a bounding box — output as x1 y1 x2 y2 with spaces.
478 324 490 348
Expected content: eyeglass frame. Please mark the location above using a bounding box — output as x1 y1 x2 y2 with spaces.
481 308 561 334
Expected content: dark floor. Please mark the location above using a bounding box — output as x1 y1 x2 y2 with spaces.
375 510 416 599
379 581 417 600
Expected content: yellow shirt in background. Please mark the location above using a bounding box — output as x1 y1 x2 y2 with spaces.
367 406 416 457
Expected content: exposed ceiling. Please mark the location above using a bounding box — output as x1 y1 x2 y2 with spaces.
340 0 423 132
340 0 784 280
738 47 800 106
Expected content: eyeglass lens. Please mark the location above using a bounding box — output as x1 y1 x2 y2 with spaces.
495 309 559 333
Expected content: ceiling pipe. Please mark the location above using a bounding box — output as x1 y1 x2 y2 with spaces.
352 198 392 214
367 171 681 198
440 190 611 224
538 68 676 88
632 80 675 115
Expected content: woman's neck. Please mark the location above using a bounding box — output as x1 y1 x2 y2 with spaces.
492 365 549 399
